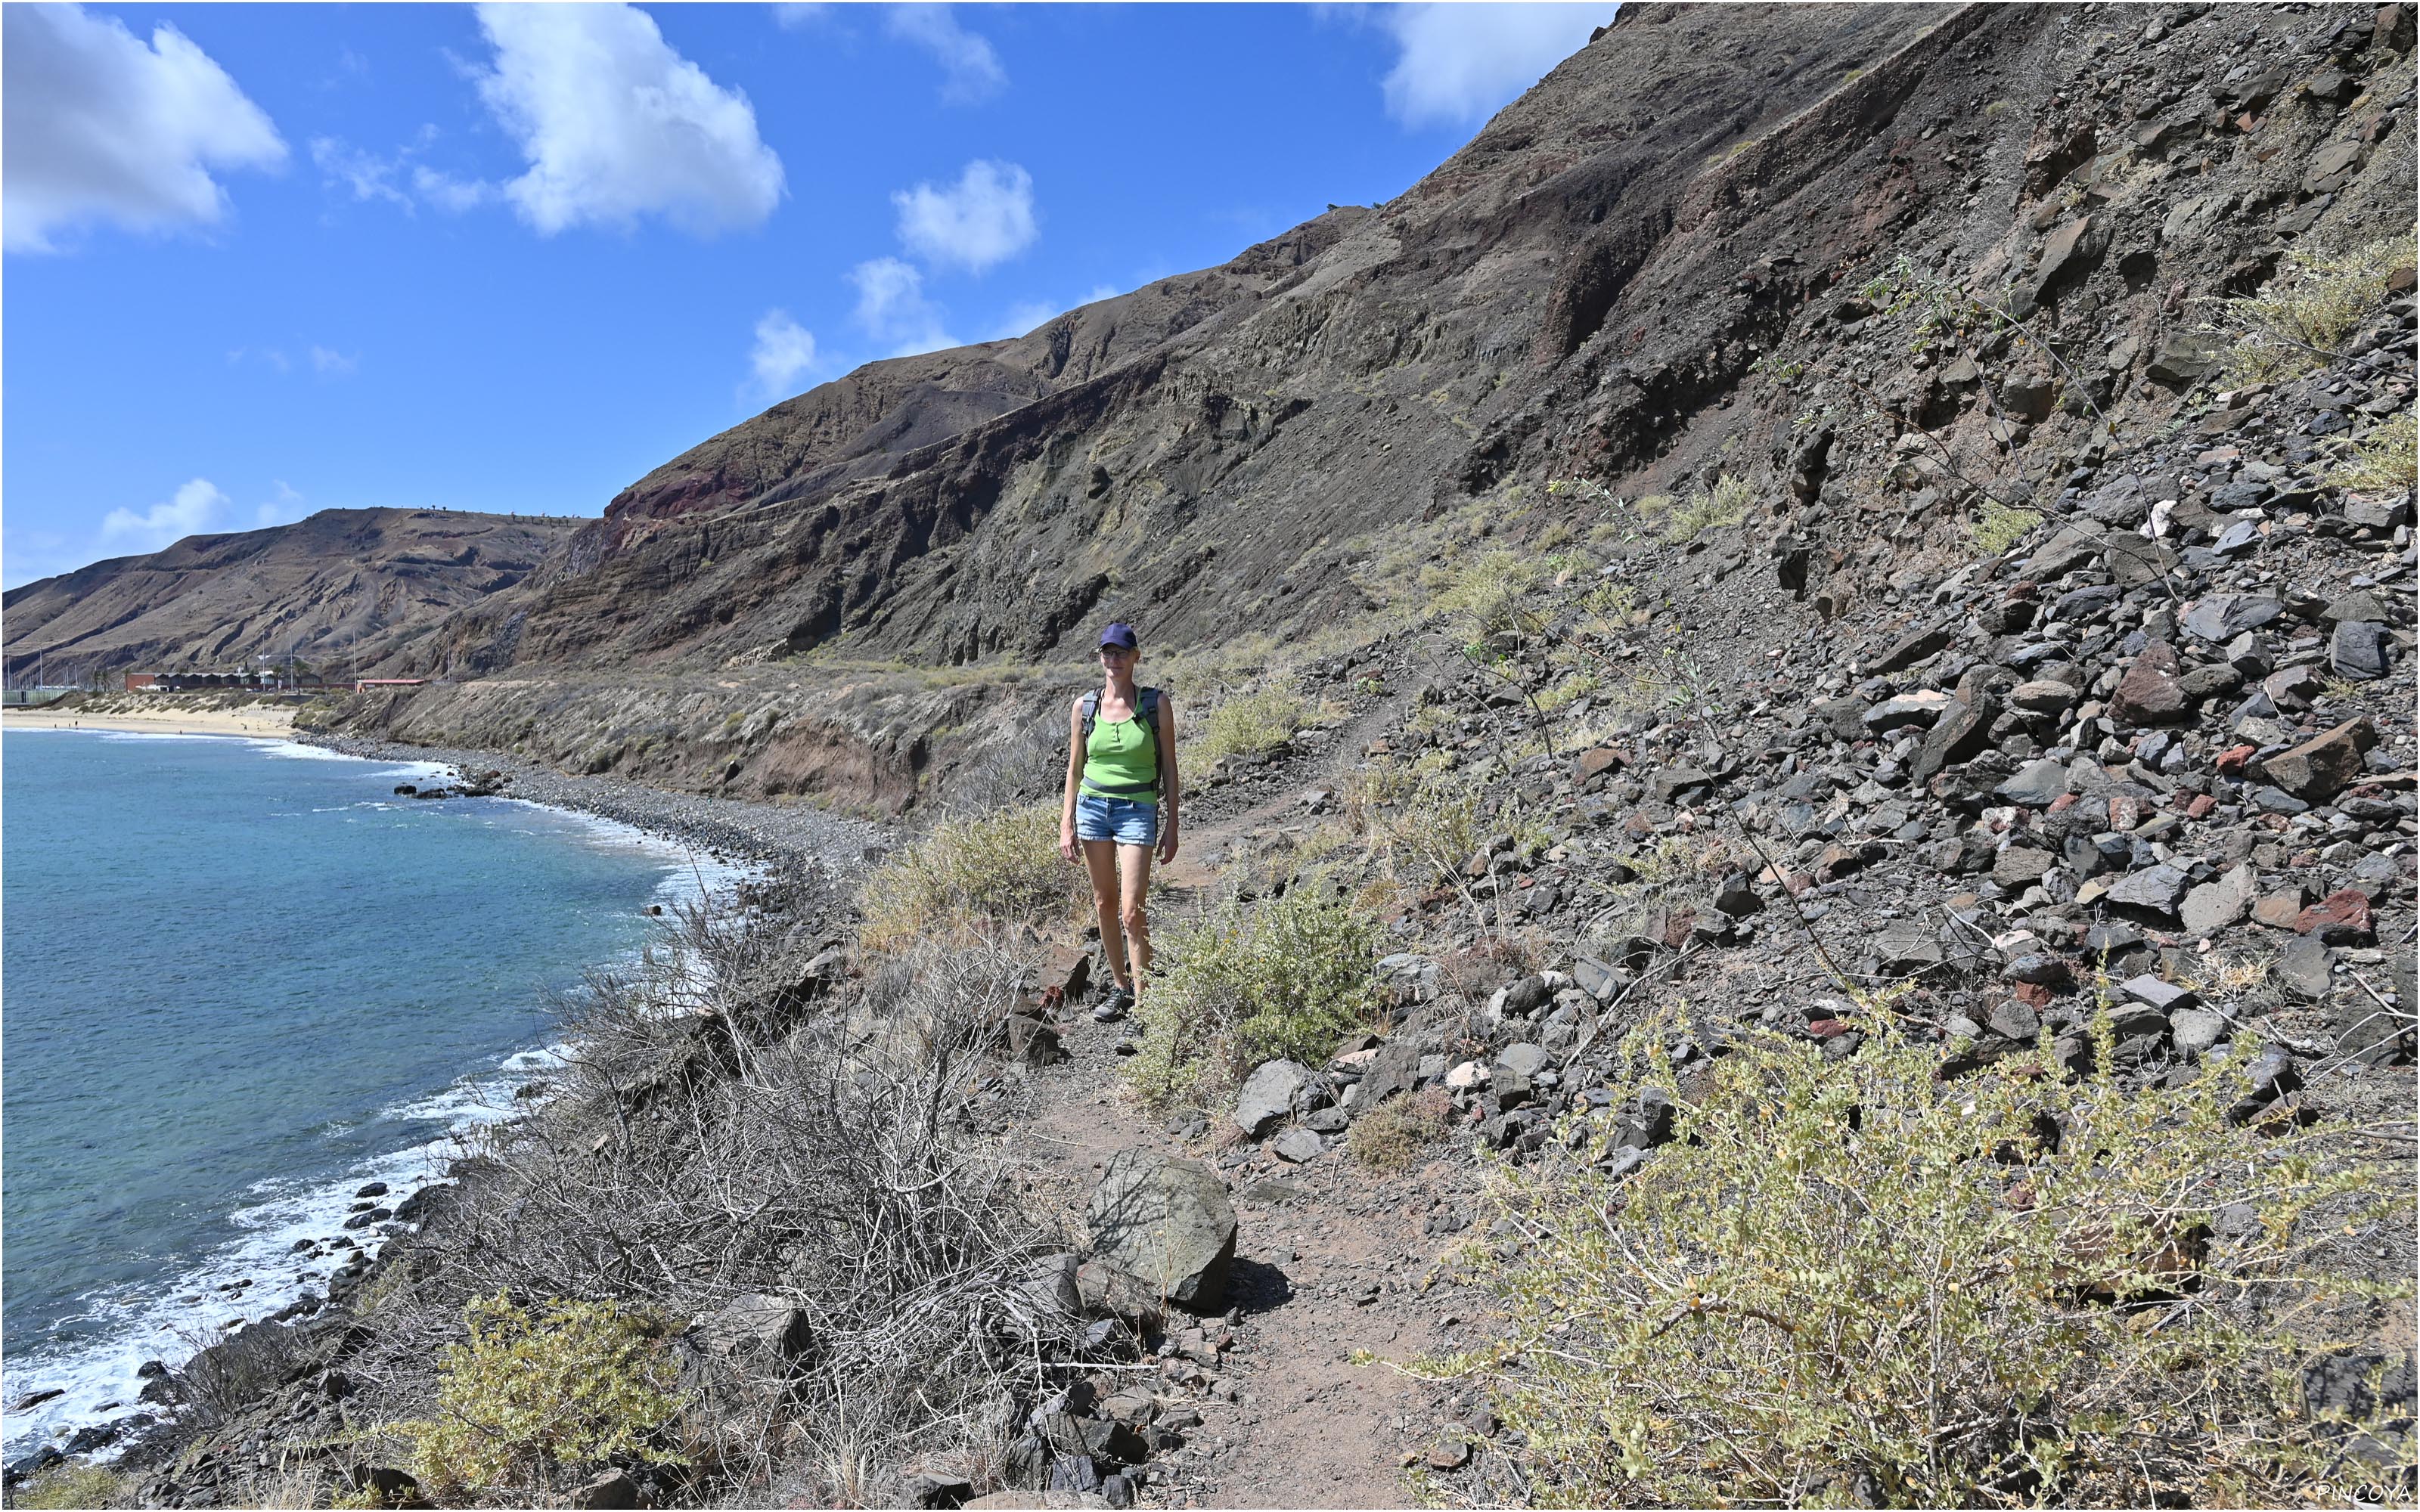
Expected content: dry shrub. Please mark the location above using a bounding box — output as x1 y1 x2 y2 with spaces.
858 804 1084 952
2330 411 2418 494
1429 550 1549 642
1350 1087 1455 1170
1423 1012 2415 1507
334 914 1118 1507
1126 886 1382 1108
2217 233 2416 382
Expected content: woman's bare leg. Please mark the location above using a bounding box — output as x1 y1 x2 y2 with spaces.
1083 838 1129 988
1117 843 1155 995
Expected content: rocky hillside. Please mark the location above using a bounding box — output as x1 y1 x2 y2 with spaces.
307 0 2413 826
2 510 580 684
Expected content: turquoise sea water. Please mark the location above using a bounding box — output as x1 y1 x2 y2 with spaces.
0 730 733 1458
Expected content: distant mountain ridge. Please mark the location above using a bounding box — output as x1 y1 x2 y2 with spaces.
2 510 582 683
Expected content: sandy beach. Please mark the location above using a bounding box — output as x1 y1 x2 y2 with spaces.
2 704 297 738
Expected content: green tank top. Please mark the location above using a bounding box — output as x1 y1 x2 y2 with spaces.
1081 707 1159 801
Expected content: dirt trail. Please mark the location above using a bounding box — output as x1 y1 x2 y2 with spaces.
1000 679 1488 1507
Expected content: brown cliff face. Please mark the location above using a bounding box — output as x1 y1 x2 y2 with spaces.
2 510 582 682
424 3 1956 674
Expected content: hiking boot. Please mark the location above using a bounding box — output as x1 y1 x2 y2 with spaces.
1094 984 1134 1023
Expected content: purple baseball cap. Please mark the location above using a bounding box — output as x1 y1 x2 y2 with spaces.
1099 622 1139 649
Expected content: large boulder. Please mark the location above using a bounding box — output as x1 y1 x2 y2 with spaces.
1084 1151 1237 1312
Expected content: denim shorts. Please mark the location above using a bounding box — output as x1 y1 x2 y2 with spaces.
1076 793 1159 846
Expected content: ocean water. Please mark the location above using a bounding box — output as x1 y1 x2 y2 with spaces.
0 730 740 1459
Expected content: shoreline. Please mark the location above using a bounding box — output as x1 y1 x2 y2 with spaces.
297 730 892 875
2 730 874 1476
2 705 297 738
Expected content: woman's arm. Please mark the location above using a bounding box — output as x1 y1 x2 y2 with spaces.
1060 698 1084 863
1156 692 1181 864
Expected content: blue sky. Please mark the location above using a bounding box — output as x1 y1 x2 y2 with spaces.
2 2 1608 587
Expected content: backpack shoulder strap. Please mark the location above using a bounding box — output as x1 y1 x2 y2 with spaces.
1078 689 1100 740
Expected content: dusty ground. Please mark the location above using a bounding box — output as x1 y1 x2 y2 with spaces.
994 767 1503 1510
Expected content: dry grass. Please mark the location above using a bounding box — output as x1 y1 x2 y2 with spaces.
1191 680 1311 766
858 804 1086 953
1638 475 1754 543
1348 1087 1455 1170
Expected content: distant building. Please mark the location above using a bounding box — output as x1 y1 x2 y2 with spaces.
125 672 159 691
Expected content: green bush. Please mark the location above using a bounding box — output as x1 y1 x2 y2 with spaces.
1968 499 2044 556
1423 1013 2412 1507
397 1293 687 1503
858 804 1084 952
1126 887 1382 1108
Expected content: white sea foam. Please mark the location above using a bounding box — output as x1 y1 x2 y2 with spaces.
0 1067 513 1462
1 753 757 1464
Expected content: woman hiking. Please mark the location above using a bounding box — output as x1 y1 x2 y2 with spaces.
1060 621 1180 1012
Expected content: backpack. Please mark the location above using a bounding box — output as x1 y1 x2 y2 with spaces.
1079 685 1162 763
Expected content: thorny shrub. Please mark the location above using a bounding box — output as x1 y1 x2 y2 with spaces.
858 804 1084 952
2214 232 2418 383
1127 885 1382 1108
1350 1086 1456 1171
1419 1010 2415 1507
395 1293 686 1503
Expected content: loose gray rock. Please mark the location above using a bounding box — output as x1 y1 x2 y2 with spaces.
2276 937 2335 1001
2105 863 2192 916
2331 620 2390 681
1270 1128 1325 1164
1086 1150 1238 1312
1233 1059 1315 1139
2170 1008 2229 1056
2180 863 2257 937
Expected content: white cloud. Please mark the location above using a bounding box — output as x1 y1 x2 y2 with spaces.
468 2 784 236
892 159 1036 273
990 299 1063 340
254 482 308 528
1376 4 1602 129
411 166 495 213
749 309 819 395
310 136 411 209
3 4 287 253
772 5 830 30
310 346 358 377
99 479 230 553
849 257 958 356
886 5 1007 104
